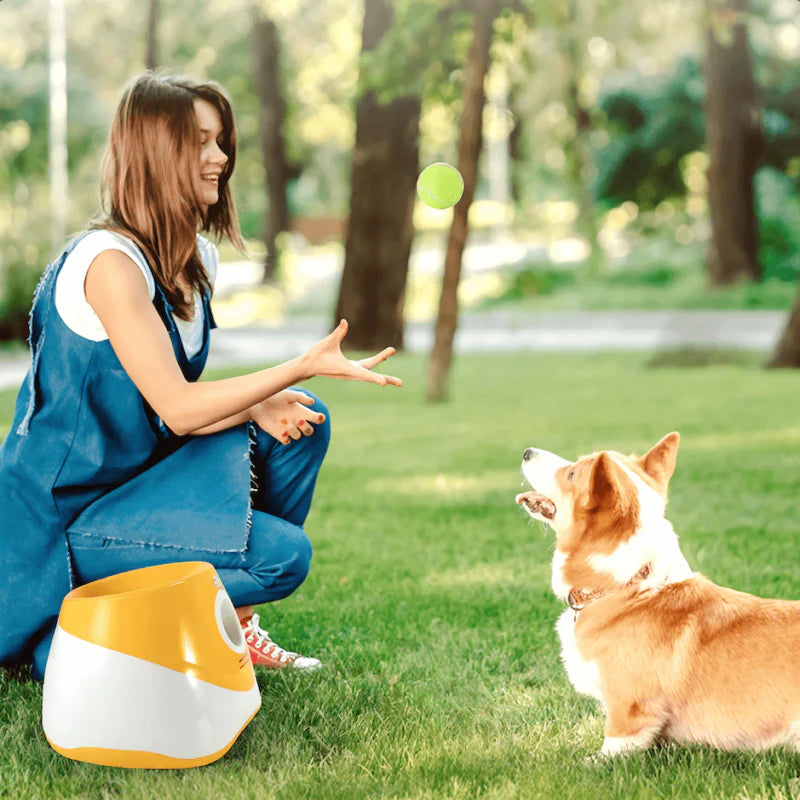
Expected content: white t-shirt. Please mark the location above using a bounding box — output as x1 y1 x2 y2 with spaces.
55 230 219 359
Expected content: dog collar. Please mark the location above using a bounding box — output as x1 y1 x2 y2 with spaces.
567 563 652 620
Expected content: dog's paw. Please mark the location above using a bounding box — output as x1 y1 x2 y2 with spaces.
515 491 556 520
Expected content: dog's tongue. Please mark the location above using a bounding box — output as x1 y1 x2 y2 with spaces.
516 491 556 520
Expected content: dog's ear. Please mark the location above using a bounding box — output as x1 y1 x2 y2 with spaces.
641 432 680 493
588 452 630 511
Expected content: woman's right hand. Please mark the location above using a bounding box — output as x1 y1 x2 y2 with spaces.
301 319 402 387
250 389 324 446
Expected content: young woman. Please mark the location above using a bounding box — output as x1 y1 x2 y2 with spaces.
0 70 400 681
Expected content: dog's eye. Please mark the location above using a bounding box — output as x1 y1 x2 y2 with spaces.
567 469 575 481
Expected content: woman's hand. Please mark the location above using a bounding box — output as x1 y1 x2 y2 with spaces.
301 319 402 387
250 389 325 446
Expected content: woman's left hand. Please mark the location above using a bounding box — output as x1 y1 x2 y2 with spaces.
301 319 403 386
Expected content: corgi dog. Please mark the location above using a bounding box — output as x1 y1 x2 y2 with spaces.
516 432 800 758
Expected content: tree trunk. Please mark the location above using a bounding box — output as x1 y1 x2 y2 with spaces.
426 5 495 403
704 0 763 286
562 0 602 277
145 0 159 70
334 0 420 351
335 93 420 350
768 288 800 367
251 7 293 283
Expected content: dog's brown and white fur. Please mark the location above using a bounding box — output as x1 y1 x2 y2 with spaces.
517 432 800 757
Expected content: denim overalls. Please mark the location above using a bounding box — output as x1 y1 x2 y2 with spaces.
0 232 329 680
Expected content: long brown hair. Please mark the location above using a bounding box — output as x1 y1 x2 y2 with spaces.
90 70 245 320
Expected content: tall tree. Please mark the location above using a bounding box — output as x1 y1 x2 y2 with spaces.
251 5 298 282
145 0 159 70
426 1 504 402
704 0 763 286
333 0 421 351
562 0 602 277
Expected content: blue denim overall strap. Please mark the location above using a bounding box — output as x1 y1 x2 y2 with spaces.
152 275 217 383
0 233 254 679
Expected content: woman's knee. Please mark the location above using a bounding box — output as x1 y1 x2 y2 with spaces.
284 532 312 588
246 528 312 599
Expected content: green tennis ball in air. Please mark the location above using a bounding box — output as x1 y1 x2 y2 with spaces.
416 163 464 210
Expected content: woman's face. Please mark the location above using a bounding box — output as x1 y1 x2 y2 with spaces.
194 98 228 211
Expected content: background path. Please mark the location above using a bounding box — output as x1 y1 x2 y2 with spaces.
0 308 784 392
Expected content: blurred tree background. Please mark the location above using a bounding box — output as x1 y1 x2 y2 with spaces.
2 0 800 365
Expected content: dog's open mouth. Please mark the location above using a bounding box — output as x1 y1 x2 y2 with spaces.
515 491 556 520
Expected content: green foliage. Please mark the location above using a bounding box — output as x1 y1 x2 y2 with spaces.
605 264 677 288
358 1 470 105
3 352 800 797
493 264 577 300
753 0 800 189
0 0 364 248
2 0 800 341
479 212 799 313
0 3 49 185
358 1 530 107
593 14 800 212
756 167 800 282
760 88 800 192
594 58 706 208
0 261 37 342
485 264 798 311
0 224 50 343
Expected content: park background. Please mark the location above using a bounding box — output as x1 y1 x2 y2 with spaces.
1 0 800 798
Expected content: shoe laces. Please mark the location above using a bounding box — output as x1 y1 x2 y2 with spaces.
243 613 297 663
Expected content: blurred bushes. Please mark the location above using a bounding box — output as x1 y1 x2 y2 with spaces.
494 264 577 300
594 58 706 208
756 167 800 282
0 239 44 343
0 175 53 343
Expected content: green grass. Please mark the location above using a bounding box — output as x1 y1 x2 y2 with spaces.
2 352 800 799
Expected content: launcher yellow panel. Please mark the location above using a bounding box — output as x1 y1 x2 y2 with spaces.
42 561 261 768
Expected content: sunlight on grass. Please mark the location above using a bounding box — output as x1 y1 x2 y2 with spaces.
572 716 605 751
424 563 518 589
365 471 517 497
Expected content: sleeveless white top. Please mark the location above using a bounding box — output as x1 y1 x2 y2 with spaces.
54 230 219 359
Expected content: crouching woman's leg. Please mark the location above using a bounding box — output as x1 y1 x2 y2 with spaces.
214 509 321 670
66 508 312 607
66 509 318 670
214 509 312 608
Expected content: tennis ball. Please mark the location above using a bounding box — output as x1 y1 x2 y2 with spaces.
416 162 464 210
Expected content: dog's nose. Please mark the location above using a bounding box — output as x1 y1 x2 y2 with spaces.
523 447 536 462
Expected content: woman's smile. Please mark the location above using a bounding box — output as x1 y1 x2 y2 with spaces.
195 97 227 207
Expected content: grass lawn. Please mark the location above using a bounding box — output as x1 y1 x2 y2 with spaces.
473 265 799 314
1 351 799 799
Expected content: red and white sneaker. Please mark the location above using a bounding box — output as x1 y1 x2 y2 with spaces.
240 613 322 671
